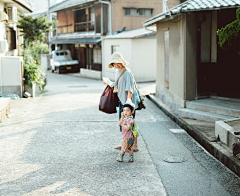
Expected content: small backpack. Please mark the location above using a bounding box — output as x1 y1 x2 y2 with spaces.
233 140 240 157
131 121 140 137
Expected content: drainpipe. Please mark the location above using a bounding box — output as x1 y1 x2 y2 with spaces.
143 23 156 32
99 0 112 35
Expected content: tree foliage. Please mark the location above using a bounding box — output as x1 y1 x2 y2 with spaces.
217 8 240 55
17 14 56 45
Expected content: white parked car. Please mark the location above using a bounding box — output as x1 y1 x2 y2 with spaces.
50 49 79 74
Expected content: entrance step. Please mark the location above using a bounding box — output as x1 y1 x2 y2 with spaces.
186 98 240 118
179 108 236 122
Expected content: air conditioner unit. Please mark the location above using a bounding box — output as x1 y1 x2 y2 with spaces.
7 6 17 23
0 40 8 53
0 11 8 22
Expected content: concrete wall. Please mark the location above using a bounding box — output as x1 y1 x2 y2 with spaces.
103 38 132 81
131 35 156 82
1 56 23 97
155 13 198 108
111 0 180 33
156 15 186 107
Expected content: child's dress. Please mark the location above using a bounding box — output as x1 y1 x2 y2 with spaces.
121 116 134 153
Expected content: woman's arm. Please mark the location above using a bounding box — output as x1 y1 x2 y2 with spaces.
126 91 132 103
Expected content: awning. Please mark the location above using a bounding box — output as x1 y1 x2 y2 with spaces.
49 37 101 45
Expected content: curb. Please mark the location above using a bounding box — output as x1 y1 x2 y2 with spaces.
147 95 240 177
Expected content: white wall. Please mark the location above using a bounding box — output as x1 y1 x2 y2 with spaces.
103 36 156 82
131 35 156 82
103 38 132 81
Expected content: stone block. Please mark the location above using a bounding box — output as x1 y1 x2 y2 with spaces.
215 120 238 148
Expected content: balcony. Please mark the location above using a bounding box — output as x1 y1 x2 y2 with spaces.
75 21 94 32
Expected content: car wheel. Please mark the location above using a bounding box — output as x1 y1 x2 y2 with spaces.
52 69 54 73
58 68 61 74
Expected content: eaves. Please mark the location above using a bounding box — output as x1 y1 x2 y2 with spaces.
49 0 96 13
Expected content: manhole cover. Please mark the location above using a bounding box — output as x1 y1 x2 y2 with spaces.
163 157 187 163
68 85 87 88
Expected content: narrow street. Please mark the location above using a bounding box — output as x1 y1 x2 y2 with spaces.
0 72 239 196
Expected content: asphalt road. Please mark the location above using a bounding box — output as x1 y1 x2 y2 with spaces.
0 72 239 196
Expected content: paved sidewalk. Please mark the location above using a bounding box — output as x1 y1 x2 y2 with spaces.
148 95 240 177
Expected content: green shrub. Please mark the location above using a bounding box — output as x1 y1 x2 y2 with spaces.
217 8 240 55
23 44 46 89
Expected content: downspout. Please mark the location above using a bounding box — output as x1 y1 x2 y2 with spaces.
143 23 156 32
98 0 112 35
98 0 112 78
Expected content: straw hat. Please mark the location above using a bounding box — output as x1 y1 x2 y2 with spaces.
108 52 129 68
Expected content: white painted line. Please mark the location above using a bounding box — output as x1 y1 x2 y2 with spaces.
169 129 186 133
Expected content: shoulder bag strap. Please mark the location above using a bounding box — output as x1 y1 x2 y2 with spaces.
116 69 127 85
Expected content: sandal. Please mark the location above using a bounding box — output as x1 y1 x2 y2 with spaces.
129 154 134 162
116 154 124 162
114 145 121 149
133 147 139 152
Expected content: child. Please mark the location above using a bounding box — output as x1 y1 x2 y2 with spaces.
117 102 135 162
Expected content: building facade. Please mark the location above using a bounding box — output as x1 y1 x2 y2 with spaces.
0 0 33 97
49 0 180 76
143 0 240 109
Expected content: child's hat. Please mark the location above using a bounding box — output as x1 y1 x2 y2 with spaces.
123 102 135 111
108 52 129 68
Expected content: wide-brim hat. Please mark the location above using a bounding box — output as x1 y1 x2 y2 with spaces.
108 52 129 68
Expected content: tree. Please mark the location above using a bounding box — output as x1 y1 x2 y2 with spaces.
17 14 56 46
217 8 240 56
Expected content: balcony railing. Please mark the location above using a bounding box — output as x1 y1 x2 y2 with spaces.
57 24 73 34
75 21 94 32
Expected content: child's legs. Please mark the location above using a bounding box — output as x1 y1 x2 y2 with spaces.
121 138 129 154
121 138 134 154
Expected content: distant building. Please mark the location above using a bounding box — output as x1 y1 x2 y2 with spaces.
103 27 157 82
49 0 180 78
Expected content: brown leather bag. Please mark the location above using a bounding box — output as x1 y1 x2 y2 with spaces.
99 70 126 114
99 85 119 114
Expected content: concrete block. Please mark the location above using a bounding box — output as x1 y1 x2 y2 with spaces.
80 68 102 80
24 83 40 98
215 120 238 148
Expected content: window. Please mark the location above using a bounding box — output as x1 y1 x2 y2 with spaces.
111 45 119 54
93 48 102 64
139 9 152 16
124 8 153 16
7 28 16 50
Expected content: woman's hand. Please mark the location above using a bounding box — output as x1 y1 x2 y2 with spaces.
126 98 132 103
103 80 107 85
126 91 132 103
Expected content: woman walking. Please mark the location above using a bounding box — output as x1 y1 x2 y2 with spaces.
103 52 139 151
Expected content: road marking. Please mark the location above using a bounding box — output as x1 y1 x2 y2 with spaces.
169 129 185 133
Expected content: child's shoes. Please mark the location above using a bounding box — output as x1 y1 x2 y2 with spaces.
129 154 134 162
116 154 124 162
